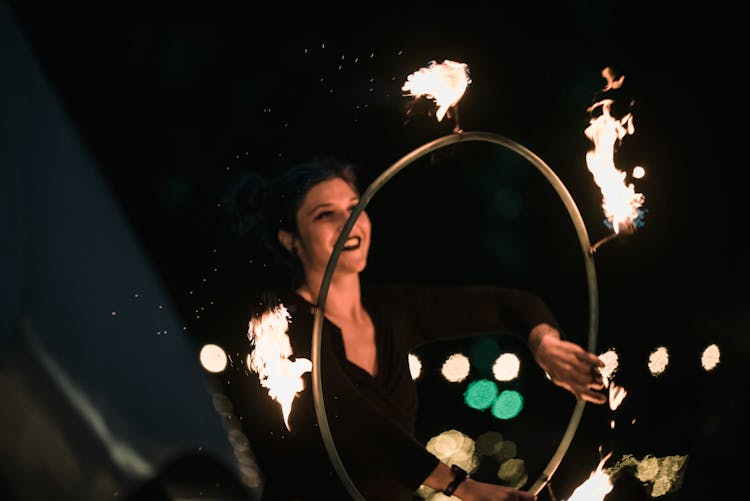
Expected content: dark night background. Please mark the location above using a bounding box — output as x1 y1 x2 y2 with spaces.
5 2 748 500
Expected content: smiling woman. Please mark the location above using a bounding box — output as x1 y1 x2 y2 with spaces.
215 156 606 501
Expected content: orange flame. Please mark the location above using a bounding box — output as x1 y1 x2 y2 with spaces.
402 59 471 122
565 451 614 500
584 67 645 234
247 304 312 430
608 381 627 411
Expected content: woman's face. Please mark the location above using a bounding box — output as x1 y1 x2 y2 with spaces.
291 177 371 277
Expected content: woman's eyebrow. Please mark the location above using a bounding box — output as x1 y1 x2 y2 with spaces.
307 197 359 215
307 202 333 215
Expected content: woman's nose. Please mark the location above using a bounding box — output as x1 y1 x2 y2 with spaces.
334 211 349 226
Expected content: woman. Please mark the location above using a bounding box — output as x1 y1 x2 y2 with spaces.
220 157 606 501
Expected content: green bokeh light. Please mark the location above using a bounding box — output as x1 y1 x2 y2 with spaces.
463 379 498 410
468 337 501 373
491 390 524 420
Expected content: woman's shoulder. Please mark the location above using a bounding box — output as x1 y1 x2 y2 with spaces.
274 290 314 318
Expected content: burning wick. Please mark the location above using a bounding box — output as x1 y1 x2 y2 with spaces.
585 67 646 254
402 59 471 133
246 304 312 431
590 230 631 254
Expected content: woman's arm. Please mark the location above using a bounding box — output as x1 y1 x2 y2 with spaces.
369 284 606 404
368 283 561 345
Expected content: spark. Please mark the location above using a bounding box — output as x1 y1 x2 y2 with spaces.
608 382 628 411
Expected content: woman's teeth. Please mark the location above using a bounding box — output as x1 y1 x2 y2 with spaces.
343 236 361 250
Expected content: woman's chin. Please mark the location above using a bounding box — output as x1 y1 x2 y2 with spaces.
337 254 368 273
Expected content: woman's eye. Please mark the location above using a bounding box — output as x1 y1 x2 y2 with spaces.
315 211 333 220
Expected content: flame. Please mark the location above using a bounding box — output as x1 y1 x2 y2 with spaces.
608 382 627 411
402 59 471 122
565 451 614 500
598 349 619 381
246 304 312 430
584 67 645 234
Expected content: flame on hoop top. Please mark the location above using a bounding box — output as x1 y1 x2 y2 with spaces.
585 67 646 234
402 59 471 122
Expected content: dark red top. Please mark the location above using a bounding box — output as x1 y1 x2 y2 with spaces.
222 283 560 500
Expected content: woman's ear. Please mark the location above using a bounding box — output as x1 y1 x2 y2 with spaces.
278 230 295 254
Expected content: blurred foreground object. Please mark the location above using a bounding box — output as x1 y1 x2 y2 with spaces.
0 4 258 500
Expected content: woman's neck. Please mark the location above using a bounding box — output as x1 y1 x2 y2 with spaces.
296 271 364 321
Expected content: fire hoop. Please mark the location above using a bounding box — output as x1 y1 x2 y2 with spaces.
311 131 600 499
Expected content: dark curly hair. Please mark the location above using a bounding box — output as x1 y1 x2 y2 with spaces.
221 155 360 290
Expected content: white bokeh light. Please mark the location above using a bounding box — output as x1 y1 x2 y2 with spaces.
700 343 720 371
648 346 669 376
492 353 520 381
408 353 422 380
441 353 470 382
200 343 228 373
424 429 477 473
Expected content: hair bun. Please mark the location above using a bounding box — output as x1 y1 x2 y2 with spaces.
221 172 270 239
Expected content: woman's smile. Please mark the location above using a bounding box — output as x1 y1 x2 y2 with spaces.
343 235 361 251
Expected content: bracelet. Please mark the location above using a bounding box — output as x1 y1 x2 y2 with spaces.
443 464 468 496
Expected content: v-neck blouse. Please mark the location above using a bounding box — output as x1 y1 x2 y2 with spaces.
224 283 560 501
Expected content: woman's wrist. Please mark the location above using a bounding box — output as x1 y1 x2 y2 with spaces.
452 475 478 499
443 464 468 496
528 322 560 354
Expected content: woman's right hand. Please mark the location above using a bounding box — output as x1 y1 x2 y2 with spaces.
529 323 607 405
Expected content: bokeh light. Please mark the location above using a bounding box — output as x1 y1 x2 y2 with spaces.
463 379 498 410
424 429 478 473
491 390 523 420
648 346 669 376
492 353 520 381
497 457 527 489
442 353 471 382
409 353 422 380
700 343 720 371
199 343 228 373
468 337 502 372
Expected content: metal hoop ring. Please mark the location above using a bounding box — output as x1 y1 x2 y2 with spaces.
311 131 599 498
